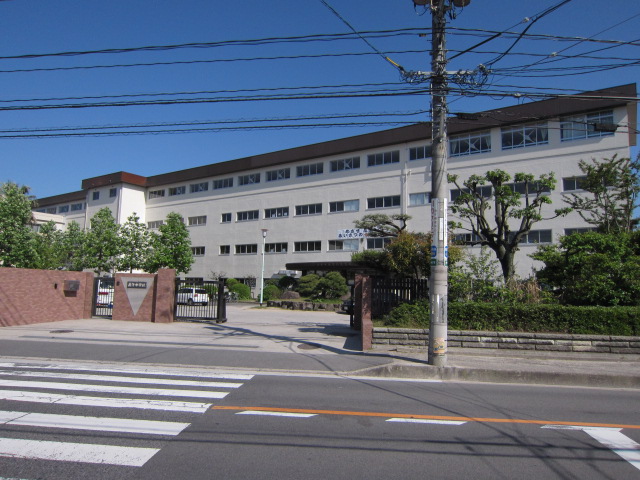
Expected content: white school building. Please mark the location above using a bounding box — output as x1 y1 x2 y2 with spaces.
34 84 637 282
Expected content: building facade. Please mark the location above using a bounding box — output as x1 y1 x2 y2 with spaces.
34 84 637 282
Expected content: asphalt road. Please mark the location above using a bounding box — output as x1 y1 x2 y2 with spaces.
1 360 638 479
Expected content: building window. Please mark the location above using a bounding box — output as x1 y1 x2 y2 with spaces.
265 242 288 253
367 195 400 209
506 181 551 195
237 210 259 222
221 213 232 223
264 207 289 218
70 203 84 211
109 188 117 198
451 186 492 202
330 157 360 172
450 131 491 157
409 192 430 206
45 207 57 214
92 191 100 201
58 205 69 213
190 182 209 193
519 229 552 244
169 186 186 196
148 220 164 229
213 178 234 190
329 200 359 213
560 110 615 141
367 237 392 249
409 145 431 161
219 245 230 255
188 215 207 226
328 239 359 251
565 227 597 235
295 203 322 216
501 123 548 150
191 246 206 256
367 150 399 167
235 244 258 255
239 173 260 186
562 176 588 191
297 162 324 177
294 241 321 252
266 168 290 182
453 232 481 244
149 189 165 199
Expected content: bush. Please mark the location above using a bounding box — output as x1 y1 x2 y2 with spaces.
297 274 319 297
262 284 282 301
315 272 348 299
381 301 640 336
227 279 251 300
278 275 297 290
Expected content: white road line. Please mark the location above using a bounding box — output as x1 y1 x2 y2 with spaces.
544 425 640 472
0 389 211 412
0 371 243 388
386 418 467 425
0 363 253 380
237 411 317 418
0 410 190 436
0 379 228 399
0 437 159 467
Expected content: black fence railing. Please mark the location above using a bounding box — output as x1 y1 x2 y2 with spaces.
371 277 429 318
175 279 226 323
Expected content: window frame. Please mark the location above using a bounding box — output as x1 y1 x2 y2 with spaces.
266 168 291 182
330 156 360 172
367 195 401 210
449 131 491 157
238 173 261 186
329 199 359 213
294 241 322 252
264 207 289 219
188 215 207 226
190 182 209 193
296 162 324 177
367 150 400 167
236 210 260 222
295 203 322 216
235 244 258 255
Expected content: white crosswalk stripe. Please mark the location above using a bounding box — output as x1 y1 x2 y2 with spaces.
0 362 253 472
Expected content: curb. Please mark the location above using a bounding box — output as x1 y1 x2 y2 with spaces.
357 363 640 389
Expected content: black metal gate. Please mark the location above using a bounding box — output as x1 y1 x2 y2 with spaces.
371 277 429 318
175 279 227 323
93 277 115 318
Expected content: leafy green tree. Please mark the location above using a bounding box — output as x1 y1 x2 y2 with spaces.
353 213 410 237
562 155 639 233
0 182 37 268
84 207 120 275
531 231 640 306
315 271 348 299
448 170 570 282
60 221 87 271
297 274 320 297
277 275 297 290
32 221 65 270
147 212 193 274
118 213 153 273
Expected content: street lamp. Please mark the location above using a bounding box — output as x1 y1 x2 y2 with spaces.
259 228 268 306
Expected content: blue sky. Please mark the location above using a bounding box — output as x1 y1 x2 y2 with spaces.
1 0 638 199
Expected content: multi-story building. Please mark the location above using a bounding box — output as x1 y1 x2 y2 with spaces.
34 84 637 282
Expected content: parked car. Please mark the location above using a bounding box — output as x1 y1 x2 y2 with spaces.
96 285 114 307
176 287 209 306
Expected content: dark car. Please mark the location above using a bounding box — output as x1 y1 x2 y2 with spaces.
341 299 354 314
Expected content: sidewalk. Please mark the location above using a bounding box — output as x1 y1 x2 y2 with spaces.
0 303 638 388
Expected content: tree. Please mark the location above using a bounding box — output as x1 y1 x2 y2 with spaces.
32 221 65 270
353 213 410 237
0 182 37 268
118 213 153 273
60 221 87 271
84 207 120 275
562 155 639 233
448 170 570 282
315 271 348 299
531 231 640 306
297 274 320 297
148 212 193 274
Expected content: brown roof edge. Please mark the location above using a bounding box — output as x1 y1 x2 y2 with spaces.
35 190 86 207
81 171 147 190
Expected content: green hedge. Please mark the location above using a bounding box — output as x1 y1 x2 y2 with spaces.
382 301 640 336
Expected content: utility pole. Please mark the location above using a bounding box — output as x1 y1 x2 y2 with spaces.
413 0 470 366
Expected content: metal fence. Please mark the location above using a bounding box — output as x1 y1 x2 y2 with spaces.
175 279 226 323
93 277 115 318
371 277 429 318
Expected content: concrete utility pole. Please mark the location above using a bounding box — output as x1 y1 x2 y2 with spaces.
413 0 470 366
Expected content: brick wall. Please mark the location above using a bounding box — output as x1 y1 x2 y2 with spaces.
0 268 93 326
372 328 640 354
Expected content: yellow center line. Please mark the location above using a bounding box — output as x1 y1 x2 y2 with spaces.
212 406 640 430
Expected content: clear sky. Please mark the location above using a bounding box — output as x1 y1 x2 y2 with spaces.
0 0 638 199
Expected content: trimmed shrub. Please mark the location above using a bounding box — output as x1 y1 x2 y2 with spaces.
262 284 282 301
382 301 640 336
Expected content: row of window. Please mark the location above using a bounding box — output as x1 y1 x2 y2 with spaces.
37 202 85 215
450 110 614 157
192 238 391 257
452 228 596 245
